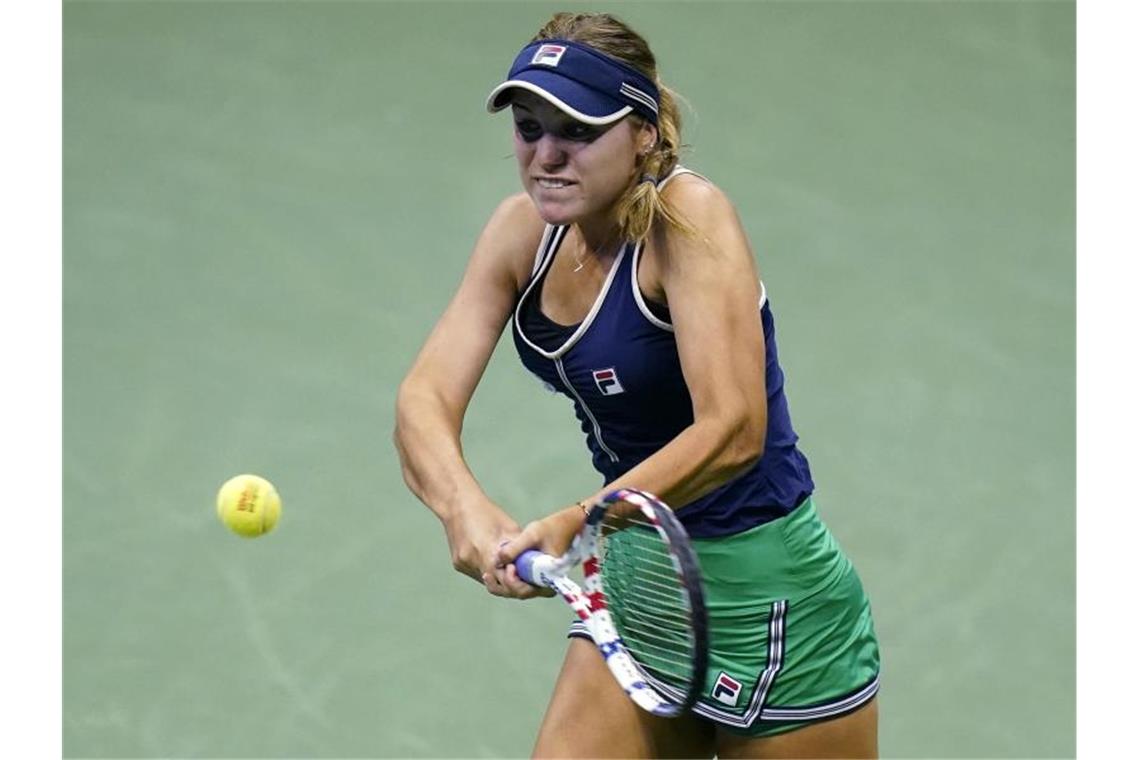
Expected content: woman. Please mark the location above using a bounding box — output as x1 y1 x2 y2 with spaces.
394 12 880 758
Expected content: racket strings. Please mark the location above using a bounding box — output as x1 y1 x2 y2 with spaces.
598 511 698 687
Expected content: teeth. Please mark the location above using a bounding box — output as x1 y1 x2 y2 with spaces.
538 178 570 189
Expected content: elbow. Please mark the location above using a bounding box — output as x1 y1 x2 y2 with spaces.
725 439 764 476
721 410 766 475
392 418 407 461
392 385 425 498
393 383 410 452
392 377 423 460
392 407 409 477
393 376 423 437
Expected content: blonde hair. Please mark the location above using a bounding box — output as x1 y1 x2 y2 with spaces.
531 13 696 244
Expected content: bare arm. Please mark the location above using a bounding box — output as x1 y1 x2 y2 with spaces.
394 193 547 589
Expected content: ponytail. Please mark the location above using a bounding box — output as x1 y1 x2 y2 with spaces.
614 84 696 245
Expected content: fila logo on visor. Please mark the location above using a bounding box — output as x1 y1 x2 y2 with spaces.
592 368 625 396
712 672 743 706
531 44 567 67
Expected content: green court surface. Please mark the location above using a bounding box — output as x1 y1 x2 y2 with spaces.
64 1 1074 757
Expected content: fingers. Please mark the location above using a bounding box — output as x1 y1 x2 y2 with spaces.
494 538 516 567
504 563 555 597
481 517 572 600
483 564 536 597
483 535 544 599
482 564 552 599
495 531 533 567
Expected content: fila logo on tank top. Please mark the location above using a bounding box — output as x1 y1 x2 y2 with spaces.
592 368 625 395
511 168 815 538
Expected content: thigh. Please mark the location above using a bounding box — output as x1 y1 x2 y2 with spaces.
533 637 716 759
716 697 878 760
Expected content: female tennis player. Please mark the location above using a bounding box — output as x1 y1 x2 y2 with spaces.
394 12 880 758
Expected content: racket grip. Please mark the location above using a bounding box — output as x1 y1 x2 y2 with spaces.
515 549 555 587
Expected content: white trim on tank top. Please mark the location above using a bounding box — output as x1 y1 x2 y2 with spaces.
530 222 557 277
513 230 628 361
630 166 769 331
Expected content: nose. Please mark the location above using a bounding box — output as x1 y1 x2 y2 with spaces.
534 133 567 171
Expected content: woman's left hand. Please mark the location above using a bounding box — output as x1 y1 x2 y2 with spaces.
484 505 586 599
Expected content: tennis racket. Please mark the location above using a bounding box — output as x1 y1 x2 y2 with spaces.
515 487 709 717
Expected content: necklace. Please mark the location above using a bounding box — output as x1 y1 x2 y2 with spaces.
571 236 620 273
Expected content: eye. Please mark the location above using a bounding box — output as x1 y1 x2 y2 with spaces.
515 119 542 142
562 122 600 142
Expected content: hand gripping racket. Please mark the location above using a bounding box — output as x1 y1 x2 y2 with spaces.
515 488 709 717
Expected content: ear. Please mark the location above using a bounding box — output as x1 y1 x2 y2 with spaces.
638 122 659 156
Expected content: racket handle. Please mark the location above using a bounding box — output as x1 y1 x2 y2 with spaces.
515 549 557 587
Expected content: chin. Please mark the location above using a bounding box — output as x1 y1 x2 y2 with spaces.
530 196 583 226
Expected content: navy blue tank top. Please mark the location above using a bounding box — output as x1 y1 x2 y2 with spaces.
511 172 814 538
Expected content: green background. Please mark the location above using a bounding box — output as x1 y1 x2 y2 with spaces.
64 1 1074 757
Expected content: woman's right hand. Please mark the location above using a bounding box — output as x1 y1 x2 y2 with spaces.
441 497 553 600
440 497 555 600
441 497 522 583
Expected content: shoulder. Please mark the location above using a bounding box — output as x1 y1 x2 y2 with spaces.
485 192 546 241
653 172 753 269
475 192 548 291
659 172 741 233
492 191 544 222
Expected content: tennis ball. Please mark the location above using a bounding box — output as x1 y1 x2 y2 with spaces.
216 474 281 538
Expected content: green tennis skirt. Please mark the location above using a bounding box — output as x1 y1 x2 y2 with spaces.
569 497 880 737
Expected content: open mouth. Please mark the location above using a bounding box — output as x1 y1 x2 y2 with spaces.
535 177 575 189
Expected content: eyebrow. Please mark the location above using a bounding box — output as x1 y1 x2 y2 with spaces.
510 103 604 134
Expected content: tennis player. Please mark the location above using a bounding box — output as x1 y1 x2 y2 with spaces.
394 12 880 758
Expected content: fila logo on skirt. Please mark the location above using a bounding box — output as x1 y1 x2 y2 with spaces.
712 672 743 706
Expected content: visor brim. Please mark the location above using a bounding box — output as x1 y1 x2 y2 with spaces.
485 73 632 126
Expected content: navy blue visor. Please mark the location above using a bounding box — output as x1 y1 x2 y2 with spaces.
486 39 660 126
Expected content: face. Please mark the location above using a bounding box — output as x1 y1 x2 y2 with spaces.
510 92 656 229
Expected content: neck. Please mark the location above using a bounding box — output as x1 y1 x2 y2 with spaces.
573 212 624 260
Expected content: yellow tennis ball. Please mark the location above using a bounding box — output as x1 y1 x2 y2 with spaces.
216 474 281 538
